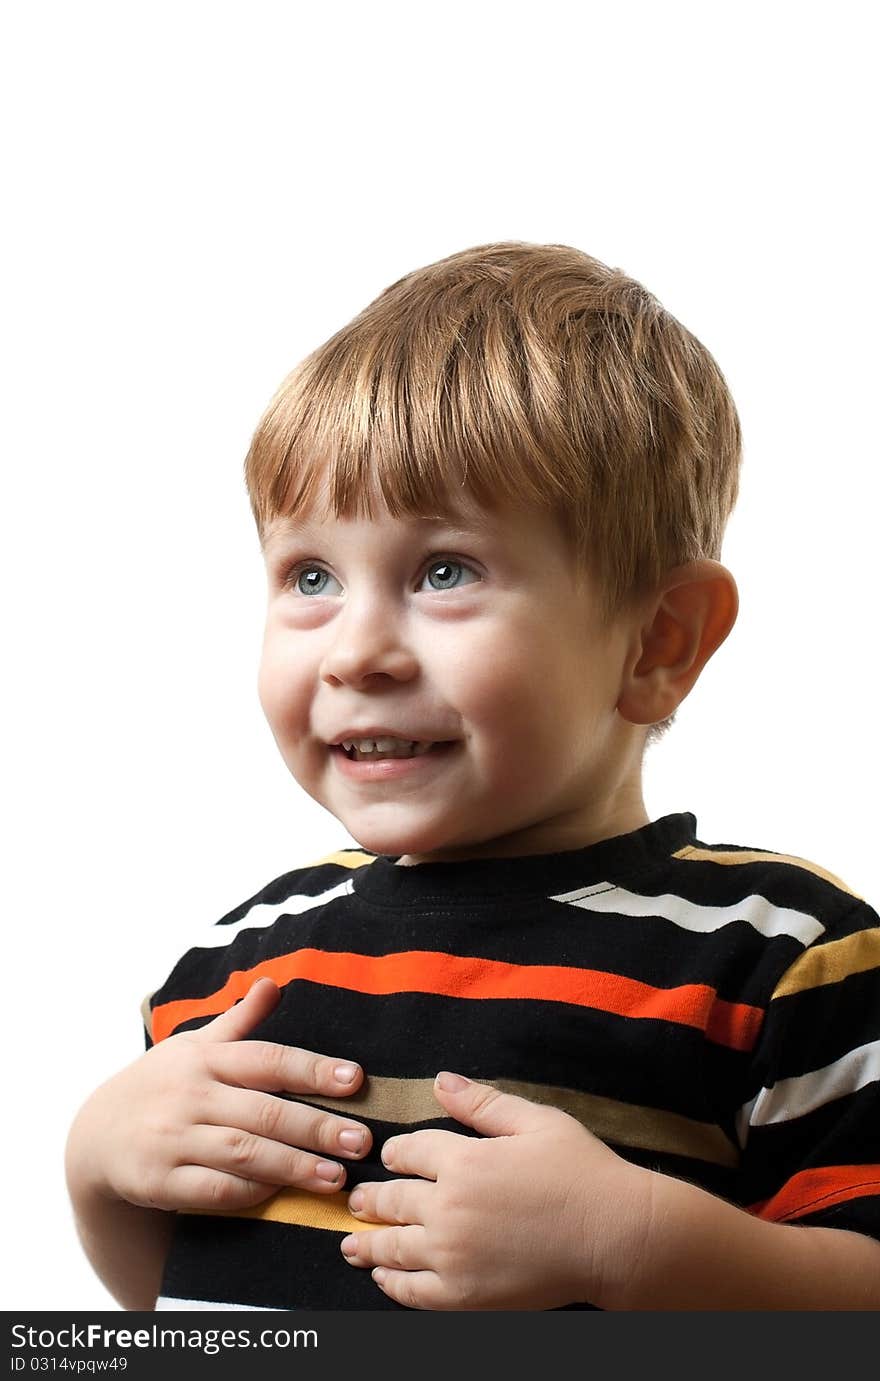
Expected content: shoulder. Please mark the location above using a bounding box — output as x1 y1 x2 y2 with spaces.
211 845 380 930
620 819 880 1009
665 826 875 942
175 844 382 953
674 832 863 897
145 845 381 1040
668 826 880 1011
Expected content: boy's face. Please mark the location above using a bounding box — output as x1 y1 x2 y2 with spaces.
258 480 648 864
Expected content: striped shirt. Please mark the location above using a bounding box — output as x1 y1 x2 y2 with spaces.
146 812 880 1310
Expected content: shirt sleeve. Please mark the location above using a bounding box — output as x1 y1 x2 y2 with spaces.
735 898 880 1242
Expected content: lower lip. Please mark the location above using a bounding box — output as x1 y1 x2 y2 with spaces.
330 743 459 780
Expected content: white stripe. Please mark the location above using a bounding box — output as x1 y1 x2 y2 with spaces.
187 880 354 951
551 883 825 946
155 1295 285 1311
736 1038 880 1145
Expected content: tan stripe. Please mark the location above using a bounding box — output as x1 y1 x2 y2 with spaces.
206 1077 739 1232
772 928 880 998
295 1075 739 1170
313 849 376 870
492 1078 740 1168
673 845 863 900
140 992 153 1042
202 1077 739 1232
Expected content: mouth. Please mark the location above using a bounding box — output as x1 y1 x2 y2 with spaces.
331 739 458 763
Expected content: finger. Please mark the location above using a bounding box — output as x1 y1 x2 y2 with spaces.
369 1268 448 1310
340 1223 428 1272
182 1125 352 1193
379 1128 465 1180
347 1178 432 1226
204 1038 365 1101
432 1071 553 1136
191 978 282 1043
162 1163 281 1212
202 1085 371 1163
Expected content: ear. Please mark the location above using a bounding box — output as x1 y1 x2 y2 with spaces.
616 560 739 727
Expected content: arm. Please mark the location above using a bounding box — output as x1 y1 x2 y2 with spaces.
339 1074 880 1310
64 1174 176 1312
615 1169 880 1310
65 979 373 1310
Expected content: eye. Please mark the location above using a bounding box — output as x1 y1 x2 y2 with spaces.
282 563 342 597
418 557 481 593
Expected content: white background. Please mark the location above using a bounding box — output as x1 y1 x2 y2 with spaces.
2 0 877 1310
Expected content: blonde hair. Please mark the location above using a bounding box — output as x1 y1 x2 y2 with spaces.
244 241 742 747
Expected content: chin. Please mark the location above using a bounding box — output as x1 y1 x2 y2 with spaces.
342 817 464 860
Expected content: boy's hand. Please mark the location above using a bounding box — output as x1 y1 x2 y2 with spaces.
67 978 372 1215
340 1072 650 1310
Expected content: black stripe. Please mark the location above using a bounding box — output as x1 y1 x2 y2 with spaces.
161 1215 595 1310
739 1086 880 1205
151 893 802 1011
168 985 755 1123
663 851 863 922
756 972 880 1077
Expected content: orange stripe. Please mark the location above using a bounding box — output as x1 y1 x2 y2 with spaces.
152 949 763 1051
749 1165 880 1222
152 950 761 1050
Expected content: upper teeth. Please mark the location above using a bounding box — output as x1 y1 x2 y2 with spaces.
340 737 432 754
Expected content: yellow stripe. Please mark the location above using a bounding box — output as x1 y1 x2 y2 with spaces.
294 1074 739 1169
214 1188 382 1234
312 849 377 870
772 927 880 998
674 845 863 900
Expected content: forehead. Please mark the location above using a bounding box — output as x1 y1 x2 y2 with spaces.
260 489 528 552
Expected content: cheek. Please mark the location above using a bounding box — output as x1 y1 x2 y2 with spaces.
256 650 281 725
446 654 557 795
451 628 557 730
256 653 272 719
257 642 308 735
457 631 597 785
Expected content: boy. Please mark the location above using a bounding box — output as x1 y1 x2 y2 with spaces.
66 242 880 1311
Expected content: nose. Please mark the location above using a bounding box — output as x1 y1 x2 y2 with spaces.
319 595 419 688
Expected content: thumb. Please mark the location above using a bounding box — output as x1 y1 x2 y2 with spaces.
432 1071 554 1136
192 977 282 1043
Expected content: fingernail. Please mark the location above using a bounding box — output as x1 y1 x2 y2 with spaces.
348 1189 364 1212
436 1071 470 1091
316 1160 343 1183
334 1063 359 1084
339 1128 365 1153
340 1235 357 1257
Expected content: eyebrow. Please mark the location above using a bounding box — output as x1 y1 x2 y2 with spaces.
261 514 491 553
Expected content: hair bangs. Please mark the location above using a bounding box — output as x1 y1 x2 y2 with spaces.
246 272 582 541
